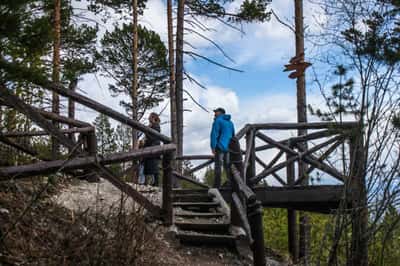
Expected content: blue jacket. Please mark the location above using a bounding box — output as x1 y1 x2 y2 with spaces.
210 114 235 152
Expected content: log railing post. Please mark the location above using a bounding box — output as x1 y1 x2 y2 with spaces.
248 199 266 266
245 129 256 185
162 150 175 225
85 130 99 182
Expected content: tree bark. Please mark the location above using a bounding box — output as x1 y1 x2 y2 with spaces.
131 0 139 182
294 1 310 264
349 134 368 266
167 0 177 146
52 0 61 158
175 0 185 172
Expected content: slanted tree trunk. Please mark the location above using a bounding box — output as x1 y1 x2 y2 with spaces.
52 0 61 158
294 0 310 264
167 0 177 146
175 0 185 172
131 0 139 182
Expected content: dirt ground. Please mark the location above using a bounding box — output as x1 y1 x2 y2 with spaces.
0 177 285 266
53 178 285 266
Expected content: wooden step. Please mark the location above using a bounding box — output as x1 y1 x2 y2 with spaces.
173 188 209 195
177 231 236 246
173 201 220 211
175 221 229 232
175 212 225 218
173 194 214 202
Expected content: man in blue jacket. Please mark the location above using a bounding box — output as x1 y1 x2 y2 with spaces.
210 107 235 188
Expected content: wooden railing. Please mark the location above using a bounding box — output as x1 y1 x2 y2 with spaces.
0 61 176 225
230 164 266 266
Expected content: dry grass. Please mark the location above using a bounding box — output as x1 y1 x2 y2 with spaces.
0 177 159 266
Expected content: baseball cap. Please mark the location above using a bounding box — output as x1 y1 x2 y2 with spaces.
213 107 226 114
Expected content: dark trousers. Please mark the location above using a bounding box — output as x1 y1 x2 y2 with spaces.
214 149 230 188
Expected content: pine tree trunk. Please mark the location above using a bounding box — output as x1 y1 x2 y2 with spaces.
294 0 310 264
52 0 61 158
175 0 185 172
167 0 177 146
131 0 139 182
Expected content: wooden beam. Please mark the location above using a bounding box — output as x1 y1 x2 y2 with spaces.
235 124 250 140
231 164 256 202
0 59 171 143
294 140 343 185
219 185 348 214
232 192 254 244
255 129 341 152
1 127 94 138
176 155 213 160
172 171 209 189
162 151 175 224
251 136 342 184
0 136 46 160
0 144 176 180
0 99 90 128
92 164 162 218
244 129 255 180
251 122 358 130
0 88 78 151
187 159 214 175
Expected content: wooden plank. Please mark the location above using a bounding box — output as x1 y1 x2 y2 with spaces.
219 185 347 213
0 144 176 180
251 122 358 130
173 171 209 189
0 59 171 143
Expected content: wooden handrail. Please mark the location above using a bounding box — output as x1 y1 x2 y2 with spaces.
232 192 254 245
231 164 256 202
176 155 214 160
172 171 209 189
0 59 171 143
251 122 358 130
1 127 94 137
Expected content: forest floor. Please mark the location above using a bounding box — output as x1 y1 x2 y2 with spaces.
0 176 287 266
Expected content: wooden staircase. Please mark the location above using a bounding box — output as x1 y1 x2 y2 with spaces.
172 188 238 247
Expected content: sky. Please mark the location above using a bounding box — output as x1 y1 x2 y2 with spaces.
73 0 341 184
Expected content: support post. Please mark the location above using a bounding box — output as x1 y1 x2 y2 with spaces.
68 79 77 146
245 129 256 185
85 130 99 182
248 199 266 266
286 141 299 262
162 150 175 225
